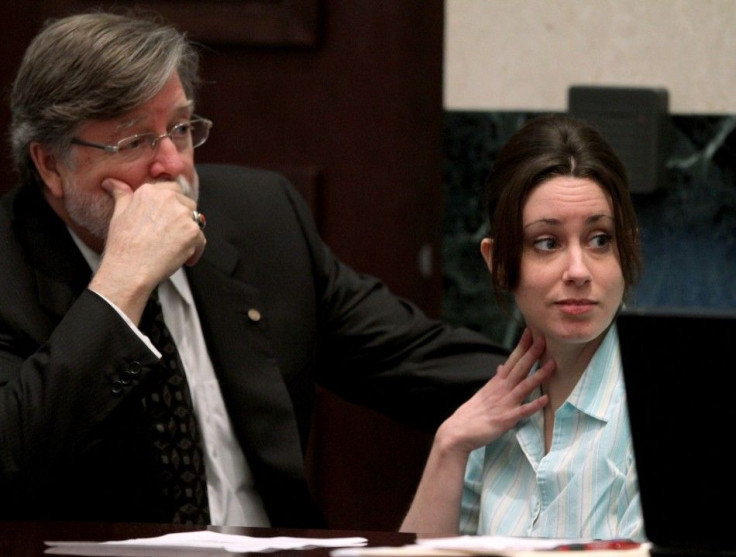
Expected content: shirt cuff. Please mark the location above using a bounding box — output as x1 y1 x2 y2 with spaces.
87 288 162 358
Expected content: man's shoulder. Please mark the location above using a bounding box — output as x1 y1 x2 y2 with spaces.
195 163 287 191
195 163 299 209
194 163 312 235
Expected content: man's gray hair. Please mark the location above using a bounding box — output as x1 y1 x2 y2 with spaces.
10 11 201 187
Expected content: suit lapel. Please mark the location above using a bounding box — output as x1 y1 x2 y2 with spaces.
185 238 309 511
17 183 307 481
11 185 91 318
12 183 314 524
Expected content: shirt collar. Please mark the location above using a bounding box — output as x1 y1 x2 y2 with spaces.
566 325 624 422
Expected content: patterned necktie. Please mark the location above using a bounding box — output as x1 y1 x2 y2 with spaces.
139 288 210 524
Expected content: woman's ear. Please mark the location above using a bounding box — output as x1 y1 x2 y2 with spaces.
29 142 64 198
480 238 494 274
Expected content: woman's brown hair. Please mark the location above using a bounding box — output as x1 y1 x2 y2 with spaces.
486 114 641 302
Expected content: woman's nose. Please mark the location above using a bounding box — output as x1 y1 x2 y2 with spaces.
562 246 592 285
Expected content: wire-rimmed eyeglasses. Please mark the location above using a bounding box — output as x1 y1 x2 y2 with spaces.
71 117 213 161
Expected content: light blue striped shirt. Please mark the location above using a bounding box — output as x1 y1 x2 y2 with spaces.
459 325 645 541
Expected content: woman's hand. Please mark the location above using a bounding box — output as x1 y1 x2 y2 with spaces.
400 328 554 535
436 327 555 456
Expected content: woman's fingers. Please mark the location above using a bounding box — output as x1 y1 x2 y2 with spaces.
506 333 546 383
496 327 533 378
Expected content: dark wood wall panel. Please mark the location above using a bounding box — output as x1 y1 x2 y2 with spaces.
0 1 444 530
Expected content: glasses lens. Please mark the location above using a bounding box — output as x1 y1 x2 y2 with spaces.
108 118 211 159
190 120 211 149
170 122 193 151
117 134 152 157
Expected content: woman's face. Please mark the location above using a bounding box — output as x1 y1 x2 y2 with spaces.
485 176 625 346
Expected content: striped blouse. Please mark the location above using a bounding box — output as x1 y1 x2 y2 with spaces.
459 325 645 541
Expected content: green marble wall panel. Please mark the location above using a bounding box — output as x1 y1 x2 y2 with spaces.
443 111 736 349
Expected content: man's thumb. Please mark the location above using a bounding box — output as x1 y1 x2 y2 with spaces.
101 178 133 201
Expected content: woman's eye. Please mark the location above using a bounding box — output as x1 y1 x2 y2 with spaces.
590 233 612 249
533 237 557 251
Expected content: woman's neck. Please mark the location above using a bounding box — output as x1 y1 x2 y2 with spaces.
539 332 606 412
539 329 608 452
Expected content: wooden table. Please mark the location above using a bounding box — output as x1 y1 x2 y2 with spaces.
0 521 418 556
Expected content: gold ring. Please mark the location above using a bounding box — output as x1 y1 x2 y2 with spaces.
192 210 206 230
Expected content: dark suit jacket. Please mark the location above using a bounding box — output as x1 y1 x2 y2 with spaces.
0 164 506 527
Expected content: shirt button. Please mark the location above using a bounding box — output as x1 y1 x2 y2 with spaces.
247 308 261 322
111 380 124 395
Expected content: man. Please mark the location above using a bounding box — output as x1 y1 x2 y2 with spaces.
0 11 505 528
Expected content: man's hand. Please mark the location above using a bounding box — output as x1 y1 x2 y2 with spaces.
89 177 206 323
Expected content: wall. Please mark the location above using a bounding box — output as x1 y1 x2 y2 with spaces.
0 1 445 531
441 1 736 348
445 0 736 113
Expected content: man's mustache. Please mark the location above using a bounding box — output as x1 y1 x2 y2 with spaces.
170 174 199 202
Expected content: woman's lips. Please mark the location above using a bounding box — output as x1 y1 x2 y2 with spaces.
555 299 597 315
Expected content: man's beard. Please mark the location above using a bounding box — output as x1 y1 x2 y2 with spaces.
62 172 200 243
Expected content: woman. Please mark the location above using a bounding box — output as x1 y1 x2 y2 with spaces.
401 115 645 540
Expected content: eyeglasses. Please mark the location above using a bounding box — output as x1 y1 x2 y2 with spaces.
71 117 213 160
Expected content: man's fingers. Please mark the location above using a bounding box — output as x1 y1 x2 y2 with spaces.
184 239 207 267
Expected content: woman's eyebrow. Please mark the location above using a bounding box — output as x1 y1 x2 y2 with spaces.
524 217 560 229
586 214 615 225
523 214 614 229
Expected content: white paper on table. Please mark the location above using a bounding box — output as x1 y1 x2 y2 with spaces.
415 536 580 551
330 536 578 557
331 536 650 557
45 530 368 556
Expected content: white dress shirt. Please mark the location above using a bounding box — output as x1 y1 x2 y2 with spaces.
70 231 270 527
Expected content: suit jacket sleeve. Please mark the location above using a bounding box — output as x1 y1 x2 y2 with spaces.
0 189 164 517
195 164 508 433
301 192 506 430
0 289 160 498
